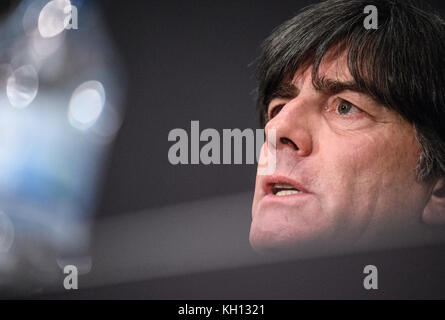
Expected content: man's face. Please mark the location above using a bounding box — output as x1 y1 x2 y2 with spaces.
250 55 434 253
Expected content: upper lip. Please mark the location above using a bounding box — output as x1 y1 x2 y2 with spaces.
262 175 310 195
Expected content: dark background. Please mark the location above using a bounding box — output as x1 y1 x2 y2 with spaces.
96 0 315 217
37 0 445 299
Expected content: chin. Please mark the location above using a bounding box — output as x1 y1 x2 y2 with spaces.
249 228 288 253
249 220 321 254
249 212 348 256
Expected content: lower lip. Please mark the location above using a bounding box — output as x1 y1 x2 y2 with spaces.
262 192 312 203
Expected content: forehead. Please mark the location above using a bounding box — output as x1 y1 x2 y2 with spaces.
292 50 352 86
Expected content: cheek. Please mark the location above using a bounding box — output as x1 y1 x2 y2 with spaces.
252 175 262 217
316 124 421 221
350 125 420 192
252 143 272 216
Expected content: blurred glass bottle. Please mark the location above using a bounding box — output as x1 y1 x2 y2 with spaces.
0 0 126 295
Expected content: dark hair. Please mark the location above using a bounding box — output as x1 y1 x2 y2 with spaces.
256 0 445 181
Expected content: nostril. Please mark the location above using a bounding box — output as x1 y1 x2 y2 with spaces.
280 137 299 150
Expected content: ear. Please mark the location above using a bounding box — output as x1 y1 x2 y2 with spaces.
423 178 445 226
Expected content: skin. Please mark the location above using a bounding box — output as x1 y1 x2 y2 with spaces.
250 54 438 255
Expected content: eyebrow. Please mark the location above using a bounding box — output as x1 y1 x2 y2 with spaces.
268 82 300 103
268 77 365 104
313 77 364 95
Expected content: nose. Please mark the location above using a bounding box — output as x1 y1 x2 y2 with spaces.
265 99 313 157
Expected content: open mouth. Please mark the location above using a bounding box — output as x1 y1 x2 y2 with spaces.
272 183 303 196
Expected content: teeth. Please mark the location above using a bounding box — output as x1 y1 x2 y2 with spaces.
272 182 304 196
276 190 302 196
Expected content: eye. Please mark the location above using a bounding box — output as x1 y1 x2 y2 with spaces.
336 100 362 116
268 104 285 120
